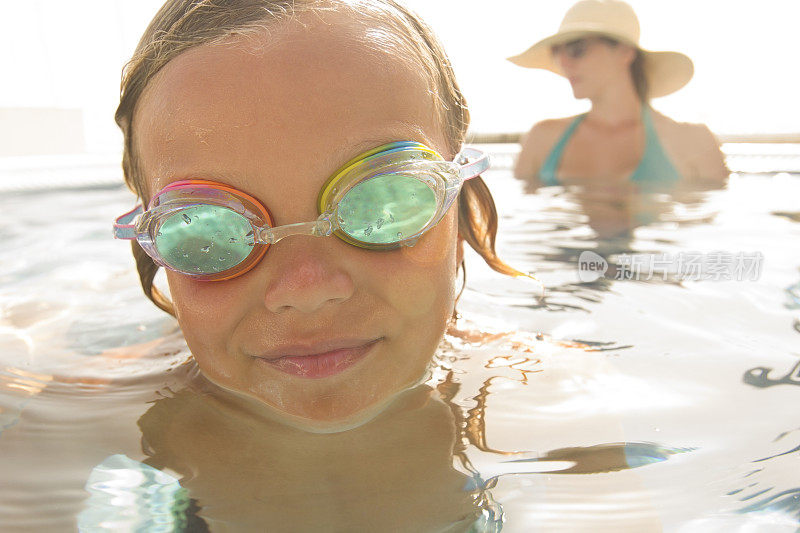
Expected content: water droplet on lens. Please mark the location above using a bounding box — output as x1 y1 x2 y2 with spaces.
156 231 162 237
229 237 238 243
201 245 211 253
389 213 395 223
182 214 192 224
410 193 417 200
219 257 226 262
182 253 189 258
337 214 345 225
376 218 384 229
396 232 403 239
365 225 373 236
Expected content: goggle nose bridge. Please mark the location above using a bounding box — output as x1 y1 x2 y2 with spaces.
254 212 421 248
255 213 334 245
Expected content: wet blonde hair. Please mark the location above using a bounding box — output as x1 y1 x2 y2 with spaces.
116 0 519 315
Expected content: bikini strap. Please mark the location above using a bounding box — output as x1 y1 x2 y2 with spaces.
538 114 586 186
631 106 682 188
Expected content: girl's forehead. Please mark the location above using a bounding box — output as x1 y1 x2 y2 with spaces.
140 11 433 104
133 16 445 195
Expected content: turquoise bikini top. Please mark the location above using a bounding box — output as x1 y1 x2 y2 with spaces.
539 106 681 189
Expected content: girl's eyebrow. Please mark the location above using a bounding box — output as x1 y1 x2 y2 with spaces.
332 125 435 163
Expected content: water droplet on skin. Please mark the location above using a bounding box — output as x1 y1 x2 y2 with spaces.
201 246 211 253
182 214 192 224
376 218 384 229
365 225 373 236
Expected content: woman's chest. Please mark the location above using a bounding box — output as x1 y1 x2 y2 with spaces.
558 125 645 183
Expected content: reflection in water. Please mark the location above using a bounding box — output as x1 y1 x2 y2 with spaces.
0 367 52 435
738 488 800 524
506 442 694 474
773 211 800 223
743 359 800 388
441 332 691 477
501 184 723 313
75 332 698 530
734 428 800 525
786 279 800 309
523 179 722 241
101 371 506 532
79 454 203 532
753 442 800 464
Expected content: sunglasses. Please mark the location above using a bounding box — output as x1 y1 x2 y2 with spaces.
114 141 489 281
551 37 618 60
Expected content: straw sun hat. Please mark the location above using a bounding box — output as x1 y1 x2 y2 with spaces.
507 0 694 98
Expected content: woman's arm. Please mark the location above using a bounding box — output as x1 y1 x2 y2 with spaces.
514 120 564 189
687 124 730 187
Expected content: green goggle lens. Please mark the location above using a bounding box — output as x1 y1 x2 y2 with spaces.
155 205 255 274
336 173 437 244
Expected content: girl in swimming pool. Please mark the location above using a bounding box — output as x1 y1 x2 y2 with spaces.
113 0 519 431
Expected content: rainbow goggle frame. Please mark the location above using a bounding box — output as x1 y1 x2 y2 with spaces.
113 141 489 281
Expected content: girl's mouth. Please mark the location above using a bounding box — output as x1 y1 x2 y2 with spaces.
255 339 382 379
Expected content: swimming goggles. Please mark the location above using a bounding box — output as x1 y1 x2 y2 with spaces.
113 141 489 281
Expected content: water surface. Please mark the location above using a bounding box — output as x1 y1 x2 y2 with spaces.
1 148 799 531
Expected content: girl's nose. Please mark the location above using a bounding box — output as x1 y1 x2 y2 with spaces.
261 239 355 314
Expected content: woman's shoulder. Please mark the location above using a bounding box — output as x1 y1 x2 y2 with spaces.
649 109 729 184
520 115 583 153
649 109 719 143
515 116 581 182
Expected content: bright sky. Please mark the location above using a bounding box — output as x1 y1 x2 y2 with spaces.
1 0 797 154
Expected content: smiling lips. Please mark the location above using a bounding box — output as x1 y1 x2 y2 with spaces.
255 339 381 378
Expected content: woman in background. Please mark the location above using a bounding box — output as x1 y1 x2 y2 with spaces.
509 0 728 191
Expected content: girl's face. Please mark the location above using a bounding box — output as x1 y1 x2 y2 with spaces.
133 16 462 430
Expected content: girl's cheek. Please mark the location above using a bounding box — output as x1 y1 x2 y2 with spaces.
368 218 459 318
166 272 245 337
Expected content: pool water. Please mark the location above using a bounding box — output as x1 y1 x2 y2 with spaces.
0 146 799 531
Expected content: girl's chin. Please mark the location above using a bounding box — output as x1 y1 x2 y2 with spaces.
195 358 434 433
250 388 417 434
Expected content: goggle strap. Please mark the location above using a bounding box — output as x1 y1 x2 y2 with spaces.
456 147 490 181
113 205 143 240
